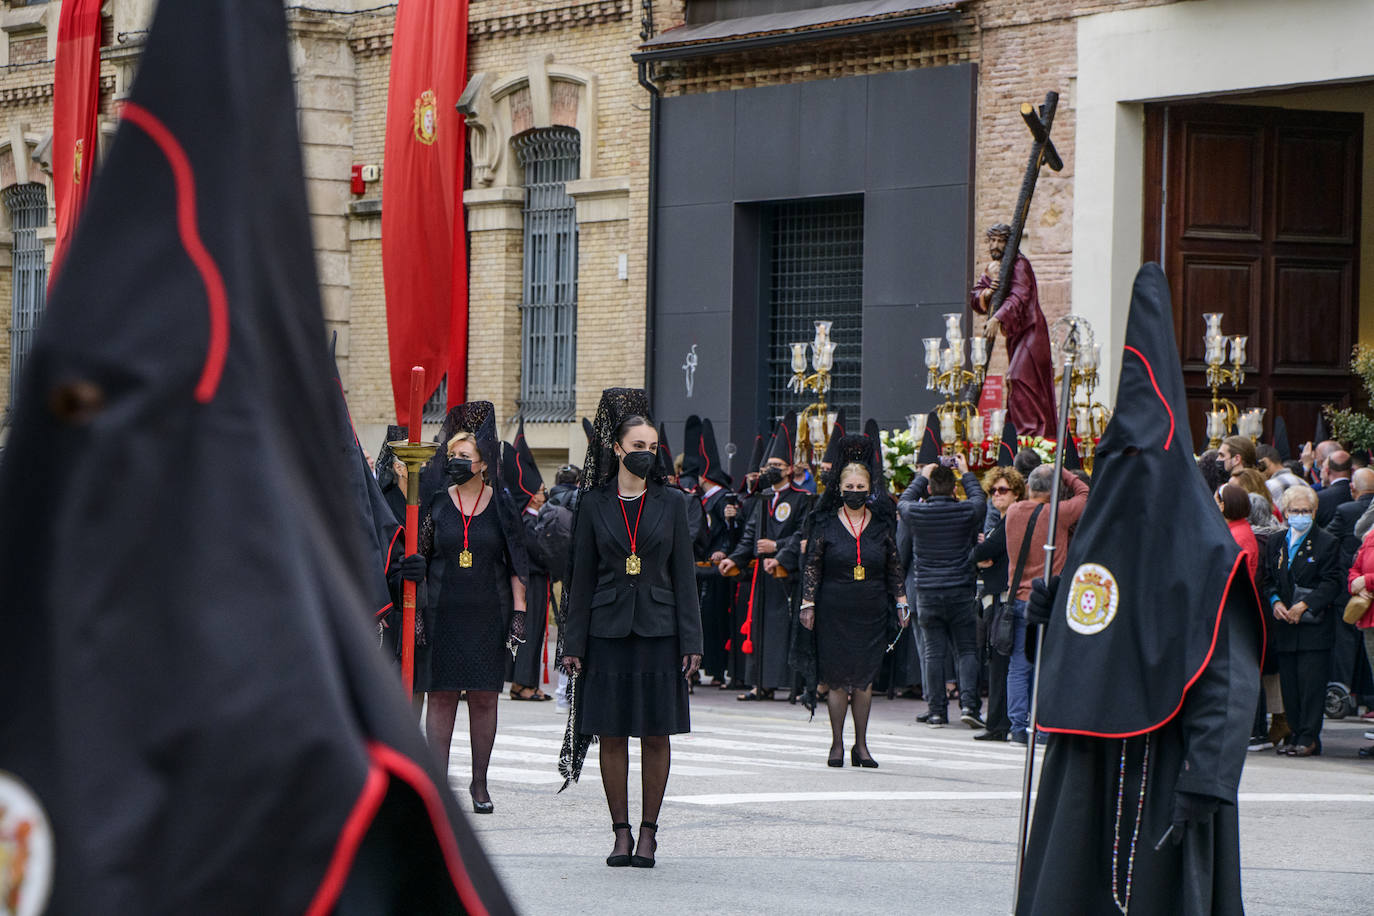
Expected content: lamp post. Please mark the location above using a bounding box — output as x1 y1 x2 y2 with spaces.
790 320 838 469
923 313 990 455
1202 313 1258 449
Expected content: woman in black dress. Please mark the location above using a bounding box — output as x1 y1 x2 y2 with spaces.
559 388 702 869
799 436 908 768
401 402 528 814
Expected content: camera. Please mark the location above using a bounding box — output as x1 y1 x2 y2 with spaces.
939 456 959 468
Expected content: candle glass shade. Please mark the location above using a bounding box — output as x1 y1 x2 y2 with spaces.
967 409 981 440
817 340 835 372
1203 313 1224 338
944 313 963 341
1230 336 1247 366
939 412 958 445
1075 407 1090 435
907 413 922 437
923 338 942 370
1085 343 1101 371
813 320 832 344
940 350 953 374
1207 411 1228 441
790 342 808 374
1205 336 1226 366
950 340 966 369
807 414 825 445
969 336 988 367
990 408 1007 435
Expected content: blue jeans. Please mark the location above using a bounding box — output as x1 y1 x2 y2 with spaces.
1007 599 1034 734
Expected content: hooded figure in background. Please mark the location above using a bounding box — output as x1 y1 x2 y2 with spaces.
722 411 813 699
503 418 555 702
1016 263 1263 915
377 423 409 525
696 417 741 685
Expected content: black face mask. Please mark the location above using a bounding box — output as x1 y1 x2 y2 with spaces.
761 467 784 487
446 457 475 485
841 490 869 510
621 449 656 480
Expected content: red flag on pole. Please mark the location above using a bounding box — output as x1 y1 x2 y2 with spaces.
382 0 469 428
50 0 103 282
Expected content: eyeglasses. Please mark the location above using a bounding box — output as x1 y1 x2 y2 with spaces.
1286 508 1313 517
991 486 1015 495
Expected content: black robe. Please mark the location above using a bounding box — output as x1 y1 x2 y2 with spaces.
1019 593 1258 915
728 485 812 689
698 484 742 679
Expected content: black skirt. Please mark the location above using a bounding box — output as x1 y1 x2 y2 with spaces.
579 633 690 738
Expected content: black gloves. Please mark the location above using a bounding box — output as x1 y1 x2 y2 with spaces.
397 553 426 583
1166 790 1221 847
1027 574 1060 626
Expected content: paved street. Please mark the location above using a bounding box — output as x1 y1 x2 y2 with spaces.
442 682 1373 915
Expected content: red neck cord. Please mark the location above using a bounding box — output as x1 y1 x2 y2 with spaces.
618 487 646 554
454 484 482 551
842 505 868 566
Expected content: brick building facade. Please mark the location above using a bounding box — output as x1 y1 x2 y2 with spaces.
1 0 1371 466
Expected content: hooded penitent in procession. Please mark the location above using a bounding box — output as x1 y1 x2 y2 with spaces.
1016 263 1263 915
503 417 556 700
696 416 740 685
725 410 814 698
0 1 514 912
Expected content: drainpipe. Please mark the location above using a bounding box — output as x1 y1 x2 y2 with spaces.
637 5 661 408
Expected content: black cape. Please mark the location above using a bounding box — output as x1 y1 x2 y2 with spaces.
0 2 512 911
1019 263 1262 916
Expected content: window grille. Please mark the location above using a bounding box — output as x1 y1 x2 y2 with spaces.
422 375 448 424
766 196 864 422
6 182 48 406
515 127 579 422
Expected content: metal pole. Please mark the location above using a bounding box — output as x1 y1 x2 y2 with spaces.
1010 324 1080 912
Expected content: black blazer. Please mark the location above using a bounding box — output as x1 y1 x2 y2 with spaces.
1325 491 1373 571
1263 525 1343 652
1315 478 1352 529
562 481 703 657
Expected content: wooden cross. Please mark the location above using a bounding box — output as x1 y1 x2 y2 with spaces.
988 91 1064 315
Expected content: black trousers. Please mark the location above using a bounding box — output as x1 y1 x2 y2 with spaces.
1277 649 1328 747
698 572 731 679
917 588 980 716
985 649 1011 736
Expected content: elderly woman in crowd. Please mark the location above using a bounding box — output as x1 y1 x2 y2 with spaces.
1262 484 1343 757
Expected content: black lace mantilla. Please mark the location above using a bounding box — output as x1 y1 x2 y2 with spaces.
558 387 653 792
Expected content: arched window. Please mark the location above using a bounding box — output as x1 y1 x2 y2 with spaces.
5 182 48 404
515 127 579 422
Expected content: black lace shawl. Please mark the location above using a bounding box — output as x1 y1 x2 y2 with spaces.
558 387 655 792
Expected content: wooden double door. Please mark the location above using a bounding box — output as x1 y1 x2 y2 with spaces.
1144 103 1363 450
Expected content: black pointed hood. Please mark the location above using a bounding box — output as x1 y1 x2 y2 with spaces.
1272 416 1291 462
699 417 732 487
862 418 884 482
1314 412 1329 447
1062 429 1082 471
1036 263 1264 738
764 410 799 465
820 408 848 466
375 423 408 492
997 419 1019 467
0 0 513 909
676 415 701 480
581 416 595 448
502 416 544 511
915 409 942 464
655 419 678 481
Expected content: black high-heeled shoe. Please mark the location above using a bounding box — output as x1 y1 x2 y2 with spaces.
606 822 634 867
630 821 657 868
827 747 844 767
469 785 493 814
851 746 879 769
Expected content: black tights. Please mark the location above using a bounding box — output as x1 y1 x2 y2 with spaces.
599 735 670 859
425 690 498 805
826 685 874 761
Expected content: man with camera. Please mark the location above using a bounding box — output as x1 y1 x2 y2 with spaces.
898 454 987 728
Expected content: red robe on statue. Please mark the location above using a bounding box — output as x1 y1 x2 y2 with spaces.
971 253 1056 438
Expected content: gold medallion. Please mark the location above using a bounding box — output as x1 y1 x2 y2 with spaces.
626 554 642 576
853 565 865 581
459 549 473 568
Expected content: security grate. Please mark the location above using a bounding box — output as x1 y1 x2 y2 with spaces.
766 196 863 422
5 182 47 407
422 375 447 424
515 127 579 422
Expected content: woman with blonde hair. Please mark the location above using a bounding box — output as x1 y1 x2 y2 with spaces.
799 437 908 767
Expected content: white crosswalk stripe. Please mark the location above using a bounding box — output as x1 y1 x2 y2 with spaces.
444 707 1026 789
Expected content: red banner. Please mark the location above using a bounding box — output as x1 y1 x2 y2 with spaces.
382 0 469 428
51 0 103 282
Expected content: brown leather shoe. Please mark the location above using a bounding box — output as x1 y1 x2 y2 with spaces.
1288 743 1320 758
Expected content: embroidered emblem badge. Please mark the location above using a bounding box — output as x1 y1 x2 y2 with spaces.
774 501 791 522
413 89 438 145
0 770 53 916
1065 562 1119 636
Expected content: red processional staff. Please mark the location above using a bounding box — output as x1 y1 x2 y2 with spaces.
387 367 438 695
